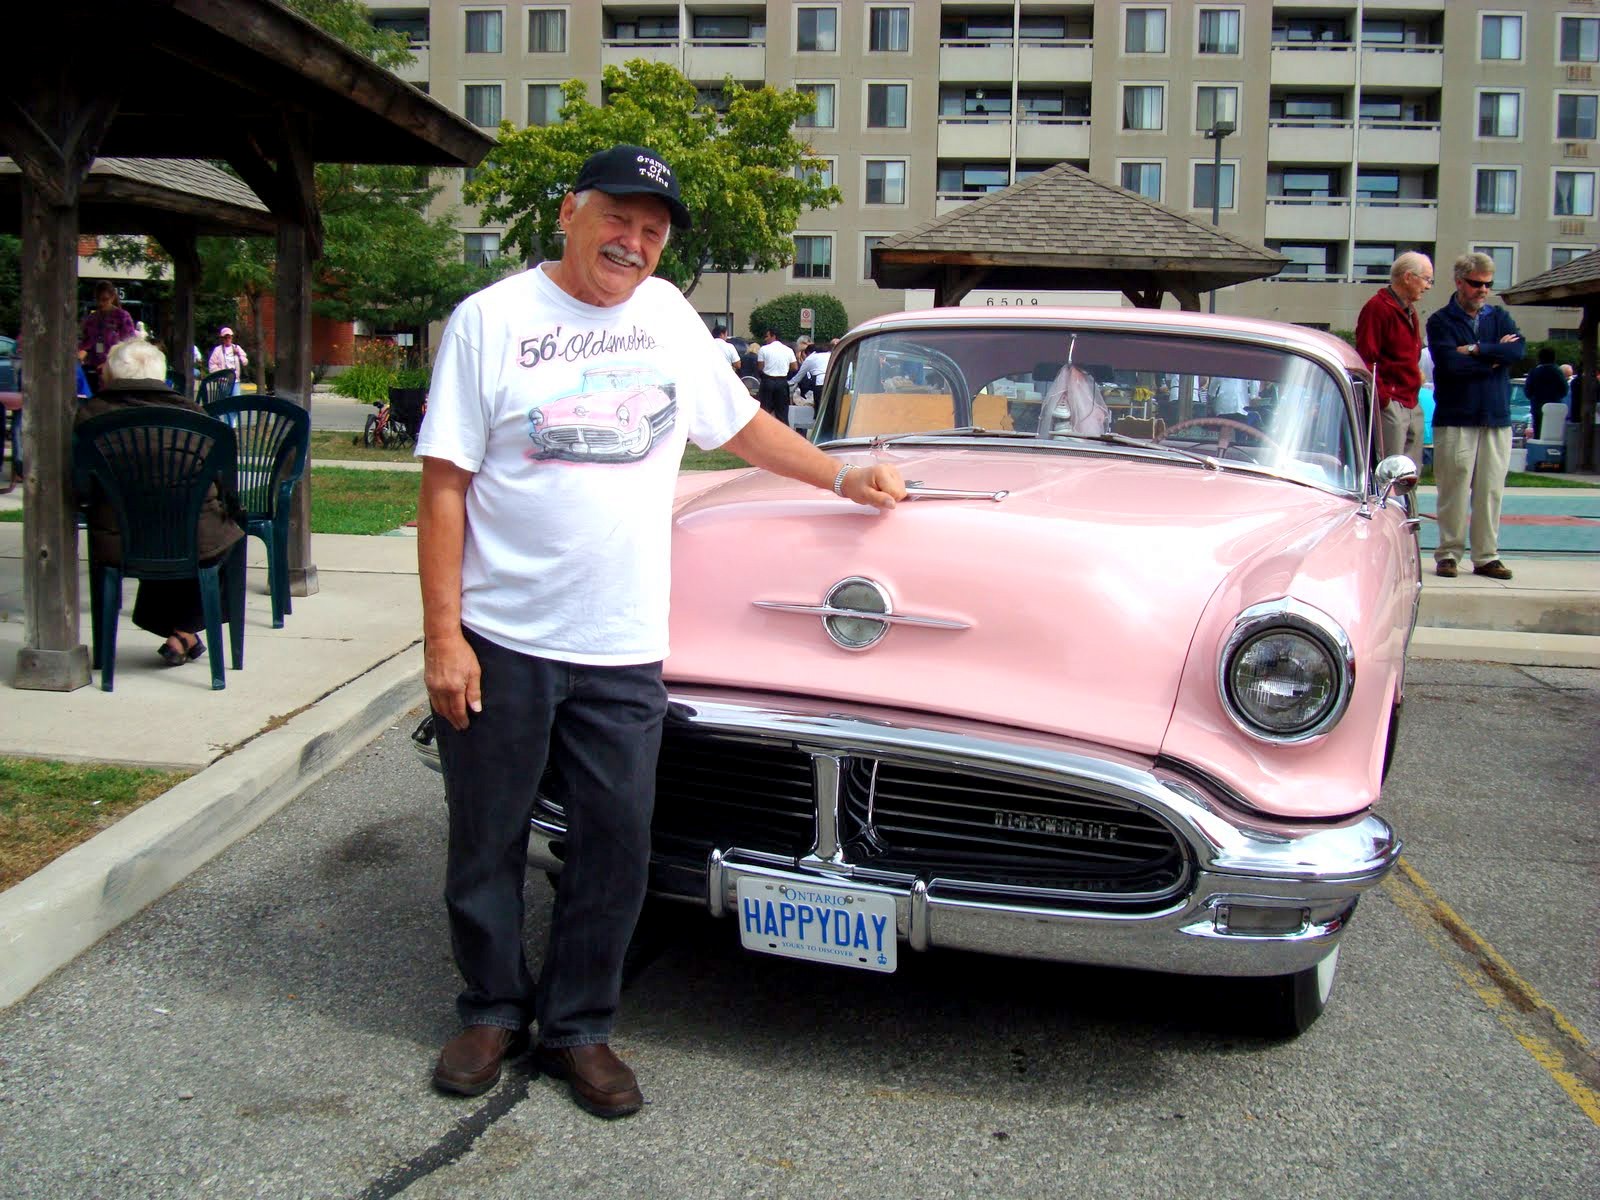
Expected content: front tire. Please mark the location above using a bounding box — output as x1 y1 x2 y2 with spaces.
362 413 379 448
1250 946 1340 1039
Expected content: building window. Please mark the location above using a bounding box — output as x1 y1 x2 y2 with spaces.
1274 242 1339 277
941 88 1009 117
1475 169 1518 215
463 232 500 267
797 6 838 51
1353 243 1400 279
1481 14 1521 61
1273 93 1343 122
1552 246 1593 268
1555 171 1597 217
1562 17 1600 63
1357 170 1400 201
1473 244 1515 282
793 235 833 280
1198 9 1240 54
464 84 503 127
1273 16 1347 43
869 7 911 52
1478 92 1521 138
1277 168 1339 198
863 235 889 280
865 159 907 204
527 84 562 126
1362 19 1406 45
795 158 835 188
1125 8 1167 53
867 83 909 128
465 9 503 53
1196 85 1239 131
1557 94 1598 140
528 8 566 52
796 83 836 128
1194 162 1236 209
1122 85 1164 130
610 15 677 40
1119 161 1163 200
939 164 1010 195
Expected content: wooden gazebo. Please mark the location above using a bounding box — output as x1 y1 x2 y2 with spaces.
871 162 1287 310
2 0 492 691
1499 251 1600 471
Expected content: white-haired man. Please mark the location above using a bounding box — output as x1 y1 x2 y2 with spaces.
416 145 906 1117
1356 251 1432 460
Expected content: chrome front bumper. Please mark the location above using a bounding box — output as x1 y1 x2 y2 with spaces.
414 688 1401 979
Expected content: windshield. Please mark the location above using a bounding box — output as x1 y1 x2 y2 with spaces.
815 325 1361 492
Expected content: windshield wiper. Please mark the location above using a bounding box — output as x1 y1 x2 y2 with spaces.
1051 430 1221 471
869 427 1037 448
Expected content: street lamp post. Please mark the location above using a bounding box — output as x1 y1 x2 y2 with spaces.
1206 119 1235 313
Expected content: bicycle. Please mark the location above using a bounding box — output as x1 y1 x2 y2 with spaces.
362 399 396 448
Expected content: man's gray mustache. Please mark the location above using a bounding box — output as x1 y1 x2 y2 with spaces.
601 243 646 268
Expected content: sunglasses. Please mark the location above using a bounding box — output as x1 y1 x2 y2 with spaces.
1463 278 1494 289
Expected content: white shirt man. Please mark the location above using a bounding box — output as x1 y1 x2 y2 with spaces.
792 343 831 400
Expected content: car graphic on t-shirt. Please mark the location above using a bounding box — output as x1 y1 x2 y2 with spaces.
526 365 678 463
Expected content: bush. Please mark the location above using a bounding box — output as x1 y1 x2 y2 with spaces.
1515 338 1582 377
331 362 397 404
748 292 850 344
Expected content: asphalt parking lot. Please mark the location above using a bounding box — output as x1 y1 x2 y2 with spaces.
0 659 1595 1199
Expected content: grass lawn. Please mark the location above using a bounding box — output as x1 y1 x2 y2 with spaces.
309 466 420 534
0 757 191 889
309 429 415 463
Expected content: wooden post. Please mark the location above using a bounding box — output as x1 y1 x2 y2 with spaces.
277 216 317 597
172 235 199 402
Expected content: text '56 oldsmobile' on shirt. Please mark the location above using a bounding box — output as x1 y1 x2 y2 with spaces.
416 266 759 666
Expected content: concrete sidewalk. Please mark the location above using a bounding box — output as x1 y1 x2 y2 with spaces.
0 473 1595 1010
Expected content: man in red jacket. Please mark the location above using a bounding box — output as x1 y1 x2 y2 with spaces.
1355 251 1433 460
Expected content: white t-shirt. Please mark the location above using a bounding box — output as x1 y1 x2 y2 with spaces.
714 338 740 367
417 267 758 666
756 340 797 378
794 350 830 391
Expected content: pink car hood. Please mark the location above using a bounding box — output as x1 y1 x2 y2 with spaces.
667 448 1354 758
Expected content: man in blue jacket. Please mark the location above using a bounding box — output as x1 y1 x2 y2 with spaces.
1425 252 1523 580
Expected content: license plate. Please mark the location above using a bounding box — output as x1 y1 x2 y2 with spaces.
734 877 898 973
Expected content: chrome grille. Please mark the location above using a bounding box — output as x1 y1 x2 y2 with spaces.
841 759 1186 900
544 426 621 449
650 733 815 859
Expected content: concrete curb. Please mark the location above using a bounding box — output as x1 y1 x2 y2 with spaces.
1408 626 1600 668
0 645 424 1009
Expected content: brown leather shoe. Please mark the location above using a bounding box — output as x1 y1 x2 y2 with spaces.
533 1042 643 1118
432 1025 529 1097
1473 559 1513 580
1435 559 1458 578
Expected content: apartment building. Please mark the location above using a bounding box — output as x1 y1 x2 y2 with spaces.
370 0 1596 339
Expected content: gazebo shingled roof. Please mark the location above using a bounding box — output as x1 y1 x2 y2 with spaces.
0 157 274 237
871 162 1288 310
1499 249 1599 471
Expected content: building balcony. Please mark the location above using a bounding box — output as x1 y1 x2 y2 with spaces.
394 43 428 85
601 39 679 70
1357 121 1441 165
683 39 764 81
937 117 1013 160
1015 117 1091 160
1270 43 1357 88
1267 119 1354 162
1264 198 1351 241
1017 39 1092 84
935 191 991 217
1360 44 1443 90
1354 199 1437 242
939 38 1014 83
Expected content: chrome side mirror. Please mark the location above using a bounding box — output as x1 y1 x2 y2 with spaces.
1374 455 1419 509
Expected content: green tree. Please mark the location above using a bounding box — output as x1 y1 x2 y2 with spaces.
748 292 850 344
465 60 840 298
0 235 19 337
284 0 413 68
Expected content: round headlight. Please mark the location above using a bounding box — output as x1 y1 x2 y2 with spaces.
1219 602 1353 743
617 404 631 424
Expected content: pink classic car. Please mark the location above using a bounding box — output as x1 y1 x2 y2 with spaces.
527 364 677 463
419 307 1418 1036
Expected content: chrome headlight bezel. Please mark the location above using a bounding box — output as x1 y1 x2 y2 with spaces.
1217 600 1354 744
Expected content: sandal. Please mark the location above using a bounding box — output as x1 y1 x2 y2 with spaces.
158 635 205 666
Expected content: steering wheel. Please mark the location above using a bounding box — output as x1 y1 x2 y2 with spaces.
1165 417 1282 452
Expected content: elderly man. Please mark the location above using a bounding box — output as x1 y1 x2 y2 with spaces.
1356 251 1432 460
415 145 905 1117
1425 252 1523 580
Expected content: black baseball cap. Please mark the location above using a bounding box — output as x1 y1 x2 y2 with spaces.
574 144 693 230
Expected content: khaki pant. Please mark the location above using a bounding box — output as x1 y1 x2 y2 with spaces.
1432 424 1511 566
1379 400 1424 461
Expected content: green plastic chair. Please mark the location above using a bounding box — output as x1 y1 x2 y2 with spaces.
73 407 247 691
197 369 236 411
208 394 310 628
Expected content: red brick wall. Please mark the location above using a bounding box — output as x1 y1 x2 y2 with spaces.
250 296 356 368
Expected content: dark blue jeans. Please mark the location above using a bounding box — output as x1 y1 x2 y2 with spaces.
433 626 665 1047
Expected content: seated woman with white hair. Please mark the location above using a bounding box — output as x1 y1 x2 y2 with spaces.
75 338 244 667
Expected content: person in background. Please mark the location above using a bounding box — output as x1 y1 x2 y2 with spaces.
1356 251 1432 460
76 281 137 394
709 324 740 372
76 338 244 666
1523 349 1567 441
792 337 833 404
1425 251 1522 580
207 327 248 395
415 143 906 1119
755 326 797 427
